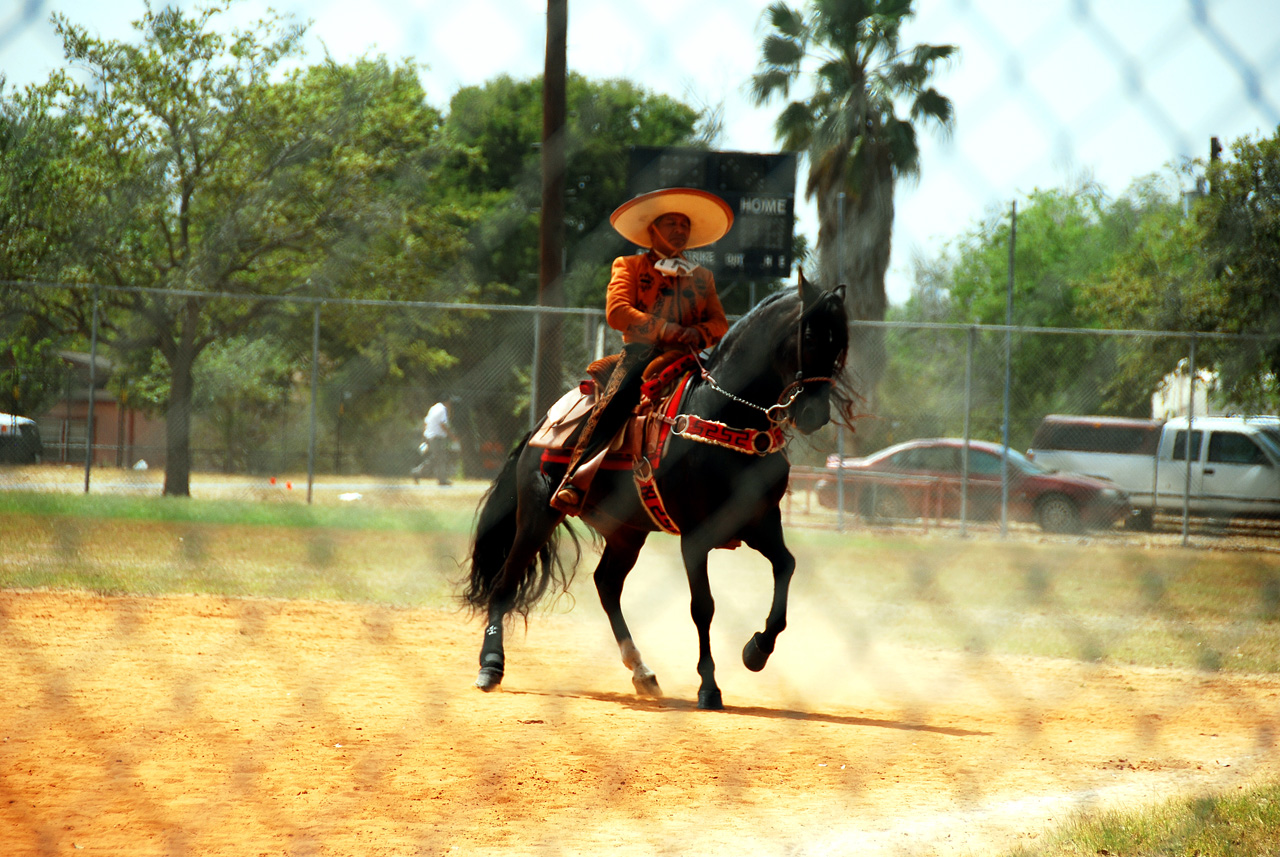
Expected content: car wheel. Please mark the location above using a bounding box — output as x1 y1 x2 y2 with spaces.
1124 508 1154 532
864 486 910 521
1036 494 1082 534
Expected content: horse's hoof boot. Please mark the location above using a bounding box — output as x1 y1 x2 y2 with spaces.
475 666 504 692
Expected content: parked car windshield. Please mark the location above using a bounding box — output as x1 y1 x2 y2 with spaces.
1252 427 1280 462
889 442 1053 477
965 445 1049 476
1007 447 1051 475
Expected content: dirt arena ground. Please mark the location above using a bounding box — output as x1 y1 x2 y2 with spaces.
2 583 1278 857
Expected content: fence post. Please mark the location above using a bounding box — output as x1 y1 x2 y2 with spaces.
307 301 321 505
1000 201 1017 538
1181 334 1198 546
84 286 100 494
836 191 847 533
961 324 975 536
529 307 542 434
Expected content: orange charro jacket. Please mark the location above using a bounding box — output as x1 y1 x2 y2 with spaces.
604 252 729 350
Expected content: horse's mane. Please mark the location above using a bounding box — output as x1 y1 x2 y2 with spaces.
705 286 862 430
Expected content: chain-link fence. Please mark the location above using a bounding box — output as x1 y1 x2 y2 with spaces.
5 1 1280 855
5 285 1280 856
7 280 1278 549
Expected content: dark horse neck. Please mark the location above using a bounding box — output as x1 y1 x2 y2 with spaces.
693 292 799 424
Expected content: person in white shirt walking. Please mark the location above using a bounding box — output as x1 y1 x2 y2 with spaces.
413 398 458 485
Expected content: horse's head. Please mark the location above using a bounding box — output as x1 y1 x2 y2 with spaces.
783 270 850 434
706 269 852 436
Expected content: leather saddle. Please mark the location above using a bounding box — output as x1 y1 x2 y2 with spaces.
528 352 696 464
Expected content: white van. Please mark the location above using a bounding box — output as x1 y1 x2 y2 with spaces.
0 412 43 464
1028 414 1280 526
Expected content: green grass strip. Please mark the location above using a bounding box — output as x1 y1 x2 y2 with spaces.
0 489 461 533
1006 781 1280 856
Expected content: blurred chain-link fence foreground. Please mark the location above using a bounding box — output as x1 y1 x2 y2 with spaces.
5 1 1280 853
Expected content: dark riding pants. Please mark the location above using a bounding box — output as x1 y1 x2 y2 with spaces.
567 341 660 474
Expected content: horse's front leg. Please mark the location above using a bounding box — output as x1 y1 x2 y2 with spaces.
741 510 795 673
681 539 721 710
594 529 660 698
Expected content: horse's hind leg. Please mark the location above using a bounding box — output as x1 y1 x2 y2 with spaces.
475 507 564 692
476 595 513 691
594 530 661 698
740 510 795 673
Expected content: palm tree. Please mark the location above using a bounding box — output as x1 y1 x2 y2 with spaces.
751 0 955 395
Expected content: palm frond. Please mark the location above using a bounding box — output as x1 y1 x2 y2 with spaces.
762 34 805 67
816 57 855 93
881 58 926 91
883 115 920 176
750 68 795 104
775 100 816 150
767 1 808 39
911 43 958 66
813 0 871 51
873 0 915 21
910 88 953 130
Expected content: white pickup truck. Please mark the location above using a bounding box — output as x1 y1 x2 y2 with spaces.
1026 414 1280 528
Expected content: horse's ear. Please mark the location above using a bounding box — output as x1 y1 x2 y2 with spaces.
797 268 820 311
831 283 847 303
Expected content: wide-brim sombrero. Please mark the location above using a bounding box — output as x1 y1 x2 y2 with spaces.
610 187 734 249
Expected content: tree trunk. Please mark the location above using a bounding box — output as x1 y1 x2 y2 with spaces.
536 0 567 418
816 162 895 414
163 347 194 496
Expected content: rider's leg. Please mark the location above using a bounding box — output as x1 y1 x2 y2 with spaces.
552 342 657 512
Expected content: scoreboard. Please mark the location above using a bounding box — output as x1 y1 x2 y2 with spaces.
626 146 797 281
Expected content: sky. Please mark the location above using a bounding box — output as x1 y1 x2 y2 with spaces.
3 0 1280 305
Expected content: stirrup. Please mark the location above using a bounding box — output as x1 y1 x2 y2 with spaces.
551 484 583 514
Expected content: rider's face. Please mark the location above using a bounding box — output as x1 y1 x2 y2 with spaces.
650 213 692 252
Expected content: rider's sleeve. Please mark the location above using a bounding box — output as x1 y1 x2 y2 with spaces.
605 255 676 345
690 269 729 348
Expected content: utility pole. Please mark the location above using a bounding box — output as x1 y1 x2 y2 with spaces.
536 0 567 418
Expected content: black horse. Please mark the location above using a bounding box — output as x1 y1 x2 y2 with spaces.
462 273 856 709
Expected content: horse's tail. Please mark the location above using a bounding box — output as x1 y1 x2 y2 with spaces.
462 432 577 618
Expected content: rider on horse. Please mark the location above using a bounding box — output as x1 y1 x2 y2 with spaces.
551 187 734 514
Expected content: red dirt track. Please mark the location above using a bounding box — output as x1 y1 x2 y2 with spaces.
2 586 1279 856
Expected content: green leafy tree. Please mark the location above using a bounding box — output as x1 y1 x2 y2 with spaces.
881 178 1184 447
1198 130 1280 407
0 326 67 416
1 81 85 414
432 74 706 443
1087 130 1280 413
190 335 293 472
439 73 704 306
5 2 467 494
751 0 955 397
1081 174 1209 414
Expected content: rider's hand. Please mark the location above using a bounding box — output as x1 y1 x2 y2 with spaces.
674 326 703 348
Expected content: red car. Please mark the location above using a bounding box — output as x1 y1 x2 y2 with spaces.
813 437 1132 533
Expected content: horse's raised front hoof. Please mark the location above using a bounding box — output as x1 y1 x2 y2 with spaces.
632 671 662 699
697 687 724 710
474 666 504 692
742 632 773 672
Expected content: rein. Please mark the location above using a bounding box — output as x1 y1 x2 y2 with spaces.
679 299 838 455
632 289 843 535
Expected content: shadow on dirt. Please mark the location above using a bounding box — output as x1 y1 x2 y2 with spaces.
506 689 990 736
